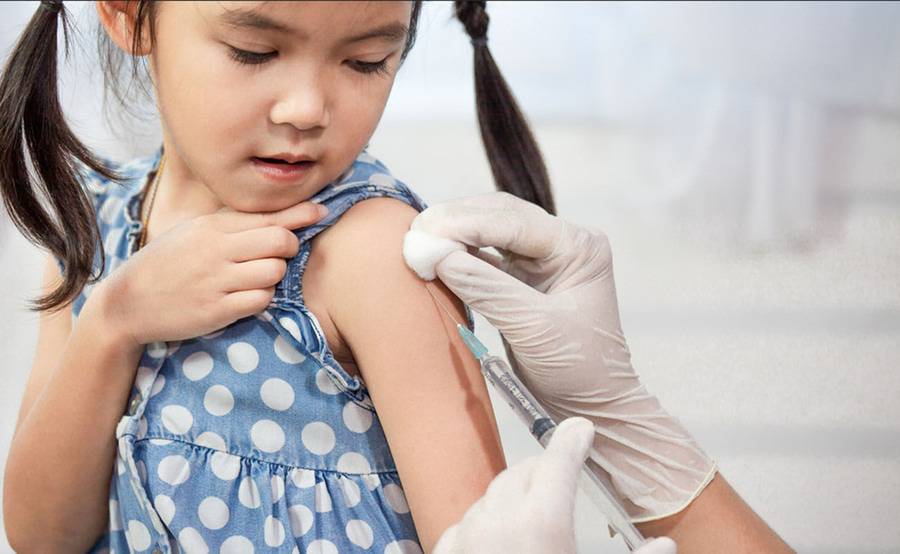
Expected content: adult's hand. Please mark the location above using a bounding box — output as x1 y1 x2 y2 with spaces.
432 417 677 554
405 192 715 522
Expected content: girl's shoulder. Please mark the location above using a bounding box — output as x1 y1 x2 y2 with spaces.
311 151 426 214
291 149 429 244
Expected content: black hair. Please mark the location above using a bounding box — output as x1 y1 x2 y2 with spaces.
0 0 423 314
454 0 557 216
0 0 120 313
0 0 553 315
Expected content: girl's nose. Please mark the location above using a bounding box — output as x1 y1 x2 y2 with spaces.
269 83 330 131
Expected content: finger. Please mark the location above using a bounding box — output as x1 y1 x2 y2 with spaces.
409 192 564 259
223 287 276 319
225 226 301 263
434 250 543 324
635 538 677 554
221 258 288 292
471 246 505 271
531 417 594 499
402 229 466 280
216 200 328 233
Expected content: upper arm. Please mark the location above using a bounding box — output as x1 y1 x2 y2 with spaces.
12 253 73 438
316 197 507 552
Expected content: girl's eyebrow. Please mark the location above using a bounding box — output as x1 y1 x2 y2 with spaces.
219 9 409 44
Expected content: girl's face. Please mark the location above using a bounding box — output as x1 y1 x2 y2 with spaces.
147 1 412 213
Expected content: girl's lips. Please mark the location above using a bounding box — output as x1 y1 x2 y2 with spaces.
251 156 316 183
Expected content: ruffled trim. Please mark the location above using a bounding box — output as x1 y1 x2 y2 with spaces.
106 435 420 553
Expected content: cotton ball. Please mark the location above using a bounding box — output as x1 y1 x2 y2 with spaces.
402 229 466 281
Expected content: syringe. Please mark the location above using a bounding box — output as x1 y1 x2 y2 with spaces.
454 324 646 550
424 284 646 550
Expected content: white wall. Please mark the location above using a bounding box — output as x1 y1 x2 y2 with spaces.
2 2 899 552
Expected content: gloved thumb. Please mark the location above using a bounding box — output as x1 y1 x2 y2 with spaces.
635 537 678 554
534 417 594 498
434 249 544 326
546 417 595 462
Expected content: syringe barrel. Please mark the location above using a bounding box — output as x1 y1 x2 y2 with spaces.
479 356 557 444
479 355 646 550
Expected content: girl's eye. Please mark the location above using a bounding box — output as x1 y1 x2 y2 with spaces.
228 46 277 66
348 57 391 77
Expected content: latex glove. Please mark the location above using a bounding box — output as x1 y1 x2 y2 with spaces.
433 416 677 554
406 192 716 522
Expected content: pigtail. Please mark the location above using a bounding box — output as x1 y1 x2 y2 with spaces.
0 0 119 313
453 0 557 216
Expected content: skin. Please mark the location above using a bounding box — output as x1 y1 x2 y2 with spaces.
93 1 507 551
108 2 791 552
3 2 506 552
2 2 793 553
637 473 795 552
102 0 408 225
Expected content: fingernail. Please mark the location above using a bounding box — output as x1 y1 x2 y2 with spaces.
316 204 329 218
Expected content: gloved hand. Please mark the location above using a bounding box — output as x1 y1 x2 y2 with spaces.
405 192 716 522
432 416 677 554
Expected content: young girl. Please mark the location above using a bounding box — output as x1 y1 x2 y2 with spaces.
1 1 557 552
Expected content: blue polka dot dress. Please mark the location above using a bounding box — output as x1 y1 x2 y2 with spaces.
59 146 474 554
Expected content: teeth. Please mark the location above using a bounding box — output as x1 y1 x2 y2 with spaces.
258 157 308 165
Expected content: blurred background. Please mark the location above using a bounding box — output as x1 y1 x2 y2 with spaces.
2 1 899 552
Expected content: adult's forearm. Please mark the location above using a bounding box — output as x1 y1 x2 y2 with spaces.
635 473 795 553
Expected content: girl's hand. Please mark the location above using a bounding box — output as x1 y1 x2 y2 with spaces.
96 200 328 349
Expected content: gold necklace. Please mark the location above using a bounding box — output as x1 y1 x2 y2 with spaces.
138 153 166 250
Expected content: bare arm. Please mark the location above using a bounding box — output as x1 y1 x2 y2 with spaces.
3 254 145 552
314 197 507 553
636 472 794 553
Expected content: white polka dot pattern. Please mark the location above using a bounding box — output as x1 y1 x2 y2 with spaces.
198 496 229 530
314 480 333 513
154 494 176 525
260 378 295 411
288 504 314 537
160 405 193 435
301 421 336 455
157 455 190 486
343 401 374 433
182 351 213 381
84 149 430 553
125 519 151 551
306 539 339 554
384 484 411 514
227 342 259 374
346 519 375 548
315 368 341 395
274 335 305 364
290 468 316 488
271 475 285 502
238 476 261 508
203 384 234 416
264 515 286 547
337 452 372 474
251 419 286 453
220 535 254 554
210 452 241 481
178 526 207 552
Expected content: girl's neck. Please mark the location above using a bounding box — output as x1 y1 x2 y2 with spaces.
145 138 225 242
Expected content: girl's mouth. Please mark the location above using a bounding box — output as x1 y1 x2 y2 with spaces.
251 157 316 182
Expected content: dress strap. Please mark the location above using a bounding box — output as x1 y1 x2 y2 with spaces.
268 150 475 399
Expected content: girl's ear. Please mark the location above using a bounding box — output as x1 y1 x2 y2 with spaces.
96 0 151 55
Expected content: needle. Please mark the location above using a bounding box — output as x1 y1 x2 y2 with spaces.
424 282 464 327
